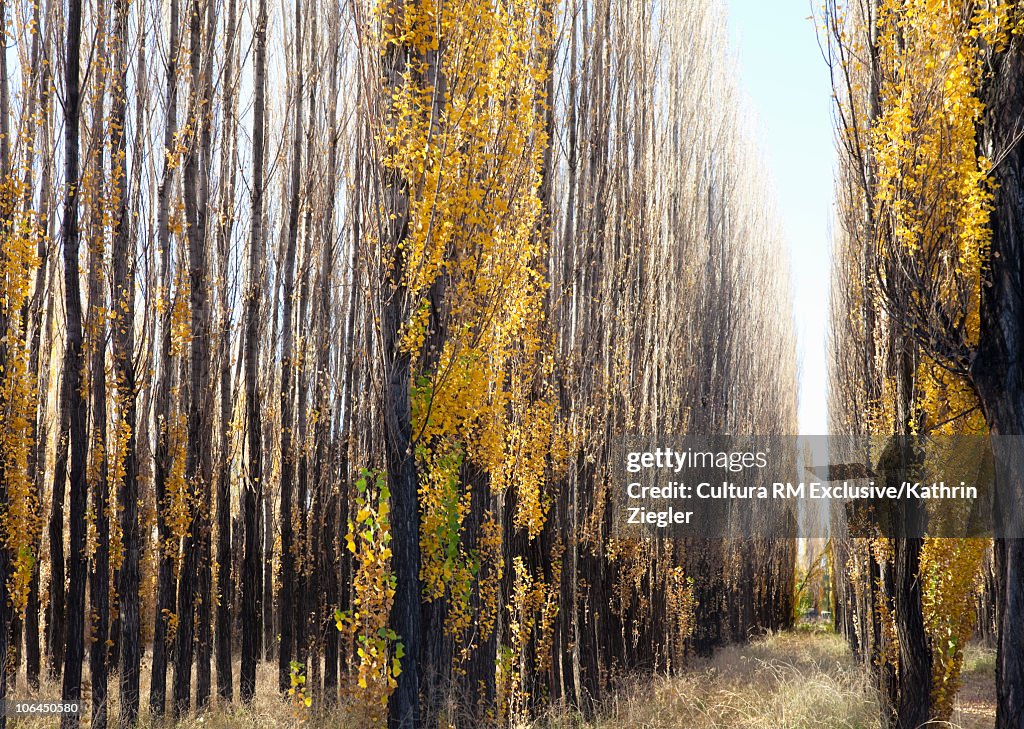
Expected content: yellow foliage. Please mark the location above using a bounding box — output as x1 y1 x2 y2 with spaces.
169 267 192 356
374 0 562 695
0 177 41 615
872 0 997 349
862 3 1010 714
921 537 986 720
338 469 401 722
163 407 192 552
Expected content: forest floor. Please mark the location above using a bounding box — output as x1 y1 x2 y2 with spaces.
540 628 997 729
8 630 995 728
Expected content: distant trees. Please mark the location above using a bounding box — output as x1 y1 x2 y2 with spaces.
544 0 798 708
0 0 798 727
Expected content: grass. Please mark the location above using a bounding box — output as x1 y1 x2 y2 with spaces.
5 660 374 729
5 634 996 728
534 631 997 729
534 632 878 729
953 643 997 729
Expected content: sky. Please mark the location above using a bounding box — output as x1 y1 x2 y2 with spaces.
725 0 836 435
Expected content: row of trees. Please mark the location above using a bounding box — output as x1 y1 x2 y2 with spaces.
827 1 1024 727
0 1 798 727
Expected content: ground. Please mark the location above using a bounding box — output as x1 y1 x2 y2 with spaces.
7 630 996 728
539 629 996 729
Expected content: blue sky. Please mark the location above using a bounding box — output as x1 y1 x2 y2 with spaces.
726 0 836 435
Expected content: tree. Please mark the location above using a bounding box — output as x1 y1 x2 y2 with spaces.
0 0 42 720
277 0 304 691
240 0 269 701
84 8 111 722
213 0 240 701
825 2 1024 726
173 0 216 715
373 2 421 724
59 0 90 722
975 27 1024 729
111 0 143 717
150 0 182 713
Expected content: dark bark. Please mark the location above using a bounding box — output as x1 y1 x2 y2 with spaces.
149 0 180 707
319 20 342 699
384 267 422 729
86 13 110 724
173 0 214 715
883 436 931 729
263 491 274 661
892 532 931 728
276 0 303 690
240 0 268 701
214 0 239 702
974 32 1024 729
194 0 218 709
111 0 141 721
381 5 422 721
46 358 68 683
86 207 110 725
22 0 52 693
59 0 89 721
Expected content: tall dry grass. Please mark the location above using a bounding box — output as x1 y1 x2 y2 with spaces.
4 659 370 729
530 630 995 729
532 631 879 729
6 633 995 728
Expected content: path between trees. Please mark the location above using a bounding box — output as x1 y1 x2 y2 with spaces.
538 630 995 729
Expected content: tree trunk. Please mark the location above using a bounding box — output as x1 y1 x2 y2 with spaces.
214 0 238 702
173 0 214 715
59 0 89 721
974 31 1024 729
194 0 218 708
111 0 141 720
380 3 422 722
23 0 53 691
240 0 268 701
0 6 13 718
276 0 303 689
47 357 68 683
150 0 180 714
86 12 110 723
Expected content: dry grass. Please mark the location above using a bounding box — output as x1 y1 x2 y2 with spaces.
5 659 371 729
6 634 996 729
533 631 878 729
534 630 996 729
952 644 996 729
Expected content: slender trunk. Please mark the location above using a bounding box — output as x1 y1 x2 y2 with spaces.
380 4 422 725
59 0 90 722
263 491 274 661
47 347 68 682
86 198 111 726
277 0 303 690
0 3 12 718
0 0 10 168
319 16 342 698
25 5 54 689
174 0 214 715
150 0 181 713
111 0 141 720
86 12 110 724
194 0 218 708
214 0 239 702
240 0 268 701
